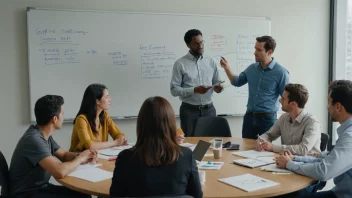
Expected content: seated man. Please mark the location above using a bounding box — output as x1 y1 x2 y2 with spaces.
276 80 352 198
9 95 96 198
256 83 321 155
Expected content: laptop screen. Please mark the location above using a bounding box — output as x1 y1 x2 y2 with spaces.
192 140 211 161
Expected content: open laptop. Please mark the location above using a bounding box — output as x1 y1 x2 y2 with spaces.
192 140 211 161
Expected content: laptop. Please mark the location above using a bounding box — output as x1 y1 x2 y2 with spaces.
192 140 211 161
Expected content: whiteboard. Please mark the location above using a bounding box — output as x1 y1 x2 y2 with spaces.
27 8 271 121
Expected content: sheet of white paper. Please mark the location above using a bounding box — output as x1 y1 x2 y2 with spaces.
204 153 213 157
68 167 113 182
111 143 135 150
233 158 272 168
232 150 275 158
75 163 102 171
180 142 196 147
98 148 122 156
97 153 117 160
256 156 275 163
198 161 224 170
218 173 280 192
260 164 294 173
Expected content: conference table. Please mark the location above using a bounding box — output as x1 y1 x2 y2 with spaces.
56 137 315 198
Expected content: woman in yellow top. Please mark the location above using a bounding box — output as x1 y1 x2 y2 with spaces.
69 83 127 152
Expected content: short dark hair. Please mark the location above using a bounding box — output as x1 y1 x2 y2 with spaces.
328 80 352 91
35 95 64 125
256 35 276 52
184 29 202 44
284 83 309 108
330 82 352 114
134 96 180 167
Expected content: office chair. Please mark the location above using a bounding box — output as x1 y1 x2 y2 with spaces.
193 117 232 137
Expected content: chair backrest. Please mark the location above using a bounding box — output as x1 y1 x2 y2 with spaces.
0 151 9 196
111 196 194 198
193 117 232 137
320 133 330 151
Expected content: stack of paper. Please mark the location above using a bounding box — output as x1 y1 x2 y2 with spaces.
218 173 280 192
198 161 224 170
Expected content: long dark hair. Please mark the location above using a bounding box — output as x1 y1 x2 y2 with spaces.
74 83 107 134
134 96 181 167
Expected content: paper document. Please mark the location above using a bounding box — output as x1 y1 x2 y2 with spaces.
98 153 117 160
198 161 224 170
233 158 274 168
180 142 196 151
98 148 122 156
68 167 113 182
218 173 280 192
260 164 294 174
111 143 135 150
232 150 275 158
75 163 102 171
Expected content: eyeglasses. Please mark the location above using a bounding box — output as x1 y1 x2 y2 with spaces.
191 40 205 46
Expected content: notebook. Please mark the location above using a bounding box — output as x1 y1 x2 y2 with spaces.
260 164 294 174
233 157 275 168
232 150 275 158
192 140 211 161
218 173 280 192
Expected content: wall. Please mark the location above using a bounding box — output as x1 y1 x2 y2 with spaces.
0 0 329 162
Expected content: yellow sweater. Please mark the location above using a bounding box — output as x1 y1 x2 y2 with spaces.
69 111 125 152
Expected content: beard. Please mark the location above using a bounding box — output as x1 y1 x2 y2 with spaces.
190 48 203 56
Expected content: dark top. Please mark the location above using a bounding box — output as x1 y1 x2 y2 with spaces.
110 146 202 198
9 125 60 195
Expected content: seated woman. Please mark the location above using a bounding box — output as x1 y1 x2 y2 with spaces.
110 96 202 198
69 83 127 152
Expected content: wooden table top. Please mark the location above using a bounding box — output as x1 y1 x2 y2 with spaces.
56 137 315 198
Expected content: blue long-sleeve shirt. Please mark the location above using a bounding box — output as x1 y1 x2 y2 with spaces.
233 58 289 112
287 118 352 198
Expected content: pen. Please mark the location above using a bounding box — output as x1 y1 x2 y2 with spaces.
272 172 293 175
221 56 226 60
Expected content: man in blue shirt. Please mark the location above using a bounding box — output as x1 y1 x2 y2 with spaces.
170 29 223 136
220 36 289 139
276 80 352 198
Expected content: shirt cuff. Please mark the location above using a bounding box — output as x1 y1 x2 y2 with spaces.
293 156 305 162
231 75 239 86
273 144 283 153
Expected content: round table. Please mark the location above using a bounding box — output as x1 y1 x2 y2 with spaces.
57 137 315 198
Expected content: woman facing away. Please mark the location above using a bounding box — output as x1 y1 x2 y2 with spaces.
69 83 127 152
110 96 202 198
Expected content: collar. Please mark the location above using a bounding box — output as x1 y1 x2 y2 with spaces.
337 117 352 136
258 57 276 70
187 51 203 61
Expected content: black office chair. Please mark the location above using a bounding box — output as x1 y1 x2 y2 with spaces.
193 117 232 137
0 151 9 197
320 133 330 151
111 196 194 198
310 133 330 193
